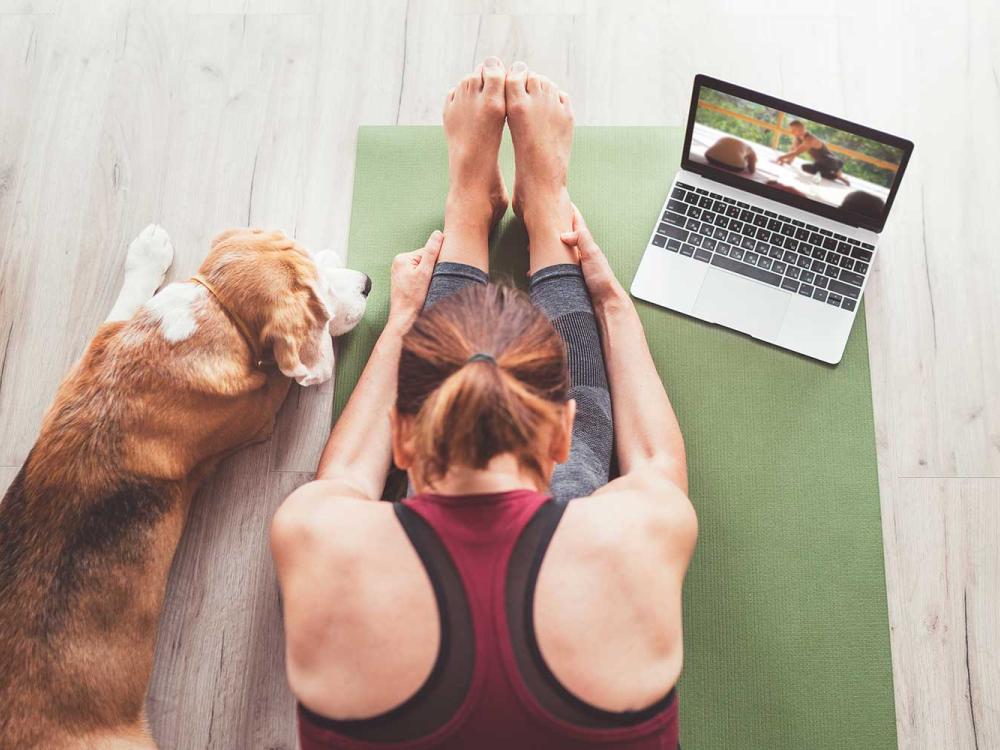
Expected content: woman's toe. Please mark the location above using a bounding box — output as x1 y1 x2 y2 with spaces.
482 56 505 96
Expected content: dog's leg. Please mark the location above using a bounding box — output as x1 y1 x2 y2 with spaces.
106 224 174 322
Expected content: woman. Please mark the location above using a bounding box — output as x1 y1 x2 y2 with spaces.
776 119 851 185
271 59 696 750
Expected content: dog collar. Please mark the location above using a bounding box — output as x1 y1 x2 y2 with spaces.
190 273 272 369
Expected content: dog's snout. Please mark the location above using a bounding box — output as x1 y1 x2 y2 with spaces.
361 273 372 297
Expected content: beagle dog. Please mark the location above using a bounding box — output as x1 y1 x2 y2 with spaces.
0 226 370 750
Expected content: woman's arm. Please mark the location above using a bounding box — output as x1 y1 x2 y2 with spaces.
312 231 443 499
561 210 687 493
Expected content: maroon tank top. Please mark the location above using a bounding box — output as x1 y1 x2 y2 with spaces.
298 489 680 750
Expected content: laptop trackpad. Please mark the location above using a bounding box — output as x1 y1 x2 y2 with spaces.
692 269 790 340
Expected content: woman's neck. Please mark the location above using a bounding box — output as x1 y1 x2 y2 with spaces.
417 454 544 496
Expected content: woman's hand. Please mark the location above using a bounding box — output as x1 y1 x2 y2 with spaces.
560 207 629 312
388 230 444 327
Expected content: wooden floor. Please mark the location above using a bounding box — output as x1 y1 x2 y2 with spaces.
1 1 997 748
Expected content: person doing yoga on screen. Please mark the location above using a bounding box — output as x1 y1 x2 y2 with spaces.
270 58 696 750
776 120 851 185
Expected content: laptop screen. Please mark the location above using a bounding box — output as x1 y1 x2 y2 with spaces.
681 76 913 232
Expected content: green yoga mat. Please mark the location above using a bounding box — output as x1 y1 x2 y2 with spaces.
334 126 897 749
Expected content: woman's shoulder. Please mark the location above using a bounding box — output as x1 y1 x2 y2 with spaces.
559 482 697 568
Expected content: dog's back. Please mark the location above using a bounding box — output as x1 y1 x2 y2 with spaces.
0 326 186 749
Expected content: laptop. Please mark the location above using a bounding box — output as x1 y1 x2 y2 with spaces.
631 75 913 364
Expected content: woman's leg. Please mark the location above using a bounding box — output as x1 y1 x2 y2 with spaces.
529 265 612 500
506 63 612 500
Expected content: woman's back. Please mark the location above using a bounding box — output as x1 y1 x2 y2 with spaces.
286 484 693 749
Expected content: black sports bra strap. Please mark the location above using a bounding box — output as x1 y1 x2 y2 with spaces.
506 498 677 728
299 503 474 742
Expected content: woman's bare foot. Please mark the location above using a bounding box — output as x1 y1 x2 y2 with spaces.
505 61 576 274
440 57 509 272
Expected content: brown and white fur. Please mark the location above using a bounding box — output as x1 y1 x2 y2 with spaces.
0 226 369 749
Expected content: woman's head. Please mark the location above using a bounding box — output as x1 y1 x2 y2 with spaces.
393 283 573 491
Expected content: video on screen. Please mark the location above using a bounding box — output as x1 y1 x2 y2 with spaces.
689 87 904 220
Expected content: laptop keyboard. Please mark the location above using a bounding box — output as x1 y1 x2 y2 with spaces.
652 182 874 312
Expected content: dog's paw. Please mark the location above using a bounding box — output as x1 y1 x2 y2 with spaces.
126 224 174 282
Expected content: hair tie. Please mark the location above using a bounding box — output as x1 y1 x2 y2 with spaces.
466 352 496 365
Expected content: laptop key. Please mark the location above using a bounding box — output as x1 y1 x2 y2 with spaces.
842 298 857 311
824 265 839 278
839 255 855 270
652 234 667 248
666 238 681 251
813 288 828 303
811 247 826 260
703 238 717 251
683 191 700 205
730 220 744 232
850 246 874 262
837 241 852 254
783 224 798 237
694 247 713 262
757 230 772 243
730 247 745 261
797 283 814 297
822 236 838 251
755 240 770 253
797 255 811 269
667 199 686 213
814 275 829 289
781 277 800 293
768 246 783 260
785 238 799 251
772 260 787 275
741 237 756 251
854 261 869 275
671 187 686 200
687 206 702 219
726 204 741 218
714 227 729 240
753 214 769 228
699 196 714 209
714 215 729 228
840 268 865 286
801 270 816 284
782 250 797 263
829 279 860 299
740 209 754 222
710 253 782 286
702 211 716 224
689 234 703 247
686 218 701 231
658 224 689 242
826 293 843 307
758 256 773 270
713 200 727 213
811 260 825 273
680 243 695 257
742 225 757 238
767 218 783 232
662 211 686 227
676 181 694 190
716 242 731 257
795 227 811 241
787 266 801 280
728 231 742 244
744 251 760 264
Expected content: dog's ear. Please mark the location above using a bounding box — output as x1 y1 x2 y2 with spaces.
265 284 335 387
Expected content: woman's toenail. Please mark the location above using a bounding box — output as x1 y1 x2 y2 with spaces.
485 57 501 68
510 61 527 74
